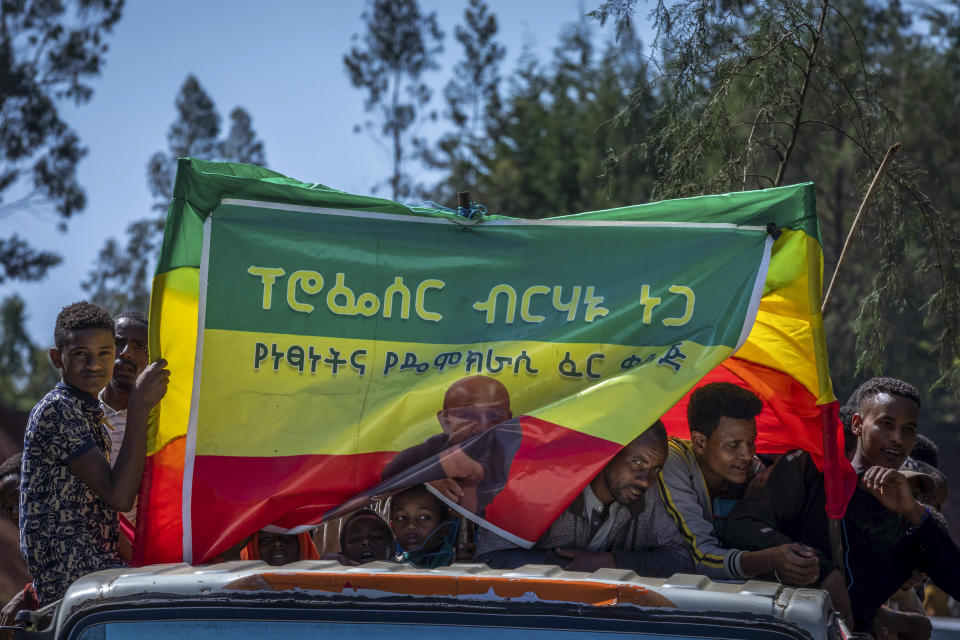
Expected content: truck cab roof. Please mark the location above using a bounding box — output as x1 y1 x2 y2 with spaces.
15 562 841 640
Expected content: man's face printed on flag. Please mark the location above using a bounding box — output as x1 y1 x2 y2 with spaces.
437 376 512 444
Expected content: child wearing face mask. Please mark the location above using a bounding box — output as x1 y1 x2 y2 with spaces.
390 485 470 567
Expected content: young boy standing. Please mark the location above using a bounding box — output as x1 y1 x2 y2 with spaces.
20 302 168 604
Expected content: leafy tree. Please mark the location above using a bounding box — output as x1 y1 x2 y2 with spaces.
0 236 61 283
0 294 57 411
0 0 123 283
423 0 505 202
588 0 960 391
481 21 658 217
589 0 960 530
344 0 443 200
82 74 266 313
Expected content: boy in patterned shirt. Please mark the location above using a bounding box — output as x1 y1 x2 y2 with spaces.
19 302 168 604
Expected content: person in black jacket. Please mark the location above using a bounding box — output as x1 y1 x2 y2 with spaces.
723 377 960 636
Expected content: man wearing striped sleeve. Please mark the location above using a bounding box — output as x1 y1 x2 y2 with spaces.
658 382 820 583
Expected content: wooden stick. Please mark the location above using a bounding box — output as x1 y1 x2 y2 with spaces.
458 191 471 217
821 142 901 315
828 517 844 573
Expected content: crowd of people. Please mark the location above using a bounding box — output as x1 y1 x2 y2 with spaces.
1 300 959 639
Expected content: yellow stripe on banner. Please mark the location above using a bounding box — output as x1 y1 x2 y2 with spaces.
738 229 835 404
192 329 734 457
147 268 200 456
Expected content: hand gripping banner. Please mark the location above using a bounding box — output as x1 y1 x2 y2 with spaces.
134 159 840 565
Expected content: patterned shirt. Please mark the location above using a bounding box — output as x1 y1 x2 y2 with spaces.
20 383 124 604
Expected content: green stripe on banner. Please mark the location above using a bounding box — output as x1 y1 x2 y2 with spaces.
202 201 769 347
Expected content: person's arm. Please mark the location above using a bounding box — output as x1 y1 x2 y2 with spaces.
910 509 960 601
68 360 169 511
722 453 829 584
380 434 449 481
738 543 820 585
473 526 566 569
477 546 568 569
722 452 806 551
859 465 960 601
658 449 741 579
611 542 694 577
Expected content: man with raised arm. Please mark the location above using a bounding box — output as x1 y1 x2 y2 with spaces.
724 377 960 635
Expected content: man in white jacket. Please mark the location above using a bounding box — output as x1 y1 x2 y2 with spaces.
658 382 820 583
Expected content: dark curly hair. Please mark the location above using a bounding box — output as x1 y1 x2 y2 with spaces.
339 508 394 553
846 377 921 414
642 419 668 446
54 301 114 351
688 382 762 438
0 452 21 479
389 485 448 520
910 433 939 468
114 310 147 330
839 404 857 457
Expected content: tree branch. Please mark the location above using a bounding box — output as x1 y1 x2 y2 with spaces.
774 0 829 186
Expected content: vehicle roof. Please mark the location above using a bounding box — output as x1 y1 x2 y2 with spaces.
50 562 832 640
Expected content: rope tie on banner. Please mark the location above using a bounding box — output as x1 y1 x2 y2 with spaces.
408 190 488 228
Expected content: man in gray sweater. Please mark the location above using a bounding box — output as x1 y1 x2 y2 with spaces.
659 383 820 583
474 421 693 576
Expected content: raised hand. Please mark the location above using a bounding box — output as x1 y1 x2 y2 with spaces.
128 359 170 415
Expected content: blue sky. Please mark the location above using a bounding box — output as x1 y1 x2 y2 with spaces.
3 1 653 344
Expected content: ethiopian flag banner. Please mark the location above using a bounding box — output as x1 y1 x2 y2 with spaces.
134 158 840 565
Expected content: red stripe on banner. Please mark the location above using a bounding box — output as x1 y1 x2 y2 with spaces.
484 416 626 544
660 357 855 517
821 401 857 519
190 451 396 563
662 358 826 461
133 437 185 565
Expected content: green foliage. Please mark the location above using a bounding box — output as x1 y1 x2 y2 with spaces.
0 235 61 283
0 0 123 283
344 0 444 200
588 0 960 393
0 294 58 411
82 74 266 314
588 0 960 526
479 20 658 218
422 0 505 202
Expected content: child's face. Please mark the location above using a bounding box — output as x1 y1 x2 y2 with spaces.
50 328 115 396
343 517 390 563
391 494 443 551
258 531 300 566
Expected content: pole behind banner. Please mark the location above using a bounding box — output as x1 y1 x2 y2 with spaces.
818 145 900 615
822 142 901 314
